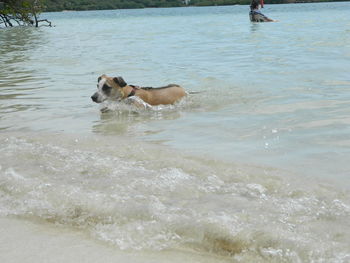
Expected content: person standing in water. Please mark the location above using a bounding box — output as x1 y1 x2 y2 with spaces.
249 0 277 22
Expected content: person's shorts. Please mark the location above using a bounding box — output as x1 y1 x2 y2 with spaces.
249 11 269 22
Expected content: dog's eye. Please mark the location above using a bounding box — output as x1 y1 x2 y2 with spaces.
102 84 112 95
102 84 111 91
98 77 101 83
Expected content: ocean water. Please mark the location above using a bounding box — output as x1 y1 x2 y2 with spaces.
1 2 350 262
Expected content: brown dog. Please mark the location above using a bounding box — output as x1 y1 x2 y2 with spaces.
91 74 186 106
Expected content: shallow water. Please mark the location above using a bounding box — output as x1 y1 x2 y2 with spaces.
1 2 350 262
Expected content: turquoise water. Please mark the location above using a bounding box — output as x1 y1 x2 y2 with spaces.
1 3 350 262
1 3 350 182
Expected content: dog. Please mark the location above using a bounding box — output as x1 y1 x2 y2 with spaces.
91 75 187 107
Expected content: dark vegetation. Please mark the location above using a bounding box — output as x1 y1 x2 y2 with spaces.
45 0 183 11
44 0 345 11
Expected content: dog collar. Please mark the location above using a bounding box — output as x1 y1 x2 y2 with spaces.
127 85 139 97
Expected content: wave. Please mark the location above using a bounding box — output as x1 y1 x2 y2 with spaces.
0 133 349 262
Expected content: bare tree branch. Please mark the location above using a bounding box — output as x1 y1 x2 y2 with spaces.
0 0 52 28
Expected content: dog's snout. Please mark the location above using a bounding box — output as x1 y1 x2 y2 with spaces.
91 93 98 102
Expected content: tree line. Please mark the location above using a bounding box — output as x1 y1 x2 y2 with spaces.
45 0 183 11
43 0 281 11
42 0 346 11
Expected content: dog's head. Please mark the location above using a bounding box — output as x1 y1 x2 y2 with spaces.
91 74 128 103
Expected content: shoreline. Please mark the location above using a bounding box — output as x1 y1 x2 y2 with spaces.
0 217 230 263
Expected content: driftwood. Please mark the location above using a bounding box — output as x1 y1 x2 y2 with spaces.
0 14 52 28
36 18 51 27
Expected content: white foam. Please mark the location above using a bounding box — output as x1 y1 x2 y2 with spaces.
1 133 350 261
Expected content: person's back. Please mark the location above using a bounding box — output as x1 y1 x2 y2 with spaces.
249 0 276 22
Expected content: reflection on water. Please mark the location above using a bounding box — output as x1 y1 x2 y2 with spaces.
91 101 183 136
0 27 48 122
0 27 46 66
92 110 141 135
249 23 261 33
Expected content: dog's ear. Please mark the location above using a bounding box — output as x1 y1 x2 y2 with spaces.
98 74 106 83
113 77 127 87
